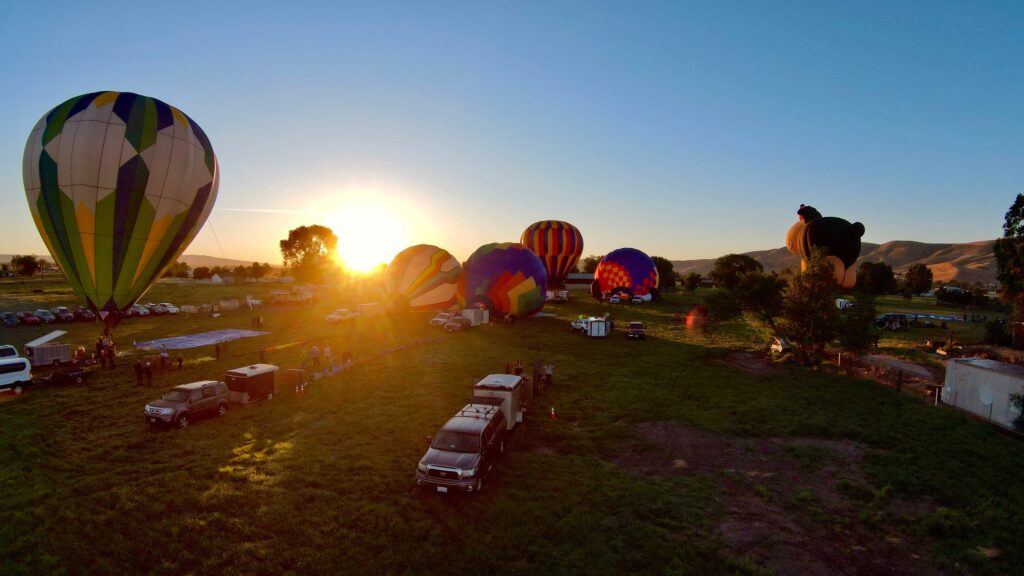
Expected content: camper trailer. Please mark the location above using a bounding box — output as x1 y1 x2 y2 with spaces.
24 331 72 367
942 358 1024 431
472 374 528 431
224 364 279 404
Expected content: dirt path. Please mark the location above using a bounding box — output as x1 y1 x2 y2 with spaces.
614 422 945 576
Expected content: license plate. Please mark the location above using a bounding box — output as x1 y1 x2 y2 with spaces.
436 486 448 493
149 418 156 423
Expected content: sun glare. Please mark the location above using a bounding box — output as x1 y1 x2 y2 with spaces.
329 200 410 274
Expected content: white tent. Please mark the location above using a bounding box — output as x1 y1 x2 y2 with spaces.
942 358 1024 430
210 274 223 284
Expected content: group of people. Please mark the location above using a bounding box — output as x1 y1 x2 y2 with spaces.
133 350 184 386
301 343 353 374
505 358 555 391
95 335 117 369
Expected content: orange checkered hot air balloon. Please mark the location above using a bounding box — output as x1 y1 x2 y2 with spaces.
520 220 583 289
594 248 659 299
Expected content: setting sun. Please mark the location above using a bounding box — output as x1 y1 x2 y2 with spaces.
328 199 410 274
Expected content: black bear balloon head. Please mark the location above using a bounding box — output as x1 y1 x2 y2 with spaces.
786 204 865 288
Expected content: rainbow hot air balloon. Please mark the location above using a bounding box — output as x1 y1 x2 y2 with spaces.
459 243 547 318
385 245 461 312
23 91 218 328
520 220 583 289
594 248 659 298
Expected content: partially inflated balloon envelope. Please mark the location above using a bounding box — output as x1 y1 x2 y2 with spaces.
22 92 218 326
459 243 547 317
594 248 659 297
785 204 864 288
520 220 583 289
385 245 461 312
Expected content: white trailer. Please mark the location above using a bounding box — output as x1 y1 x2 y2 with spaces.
461 308 489 326
472 374 527 430
942 358 1024 431
24 330 72 367
586 317 611 338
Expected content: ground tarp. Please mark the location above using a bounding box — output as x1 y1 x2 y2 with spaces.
134 329 270 350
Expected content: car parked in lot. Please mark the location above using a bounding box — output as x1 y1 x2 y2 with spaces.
326 308 359 323
416 403 507 494
16 312 41 326
144 381 230 429
145 303 167 315
158 303 179 314
570 318 588 332
129 304 150 317
74 306 96 321
50 306 75 322
428 312 455 327
445 317 472 333
626 321 646 339
631 296 643 304
0 345 18 359
609 296 621 304
33 309 56 324
1 312 19 327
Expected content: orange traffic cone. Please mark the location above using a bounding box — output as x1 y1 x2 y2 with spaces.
549 406 557 420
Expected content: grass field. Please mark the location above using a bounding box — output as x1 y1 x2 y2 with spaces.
1 280 1022 575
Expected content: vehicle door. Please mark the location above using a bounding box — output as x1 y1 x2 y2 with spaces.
189 388 206 415
201 384 219 414
481 421 497 471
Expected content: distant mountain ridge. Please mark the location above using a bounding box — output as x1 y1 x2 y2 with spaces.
0 254 273 271
671 240 997 285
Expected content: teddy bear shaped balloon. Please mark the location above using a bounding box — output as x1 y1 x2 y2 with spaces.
785 204 865 288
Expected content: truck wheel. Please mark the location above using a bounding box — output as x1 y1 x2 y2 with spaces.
74 376 83 384
177 415 190 429
266 392 274 401
13 385 22 395
217 404 228 417
52 359 61 367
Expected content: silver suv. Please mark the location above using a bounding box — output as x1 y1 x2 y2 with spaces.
416 402 506 494
144 381 230 429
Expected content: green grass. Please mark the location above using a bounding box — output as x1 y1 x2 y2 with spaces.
1 282 1023 575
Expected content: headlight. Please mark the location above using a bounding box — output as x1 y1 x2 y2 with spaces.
461 467 476 478
417 461 428 473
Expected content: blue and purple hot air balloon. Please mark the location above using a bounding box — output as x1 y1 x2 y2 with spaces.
459 243 547 318
593 248 659 298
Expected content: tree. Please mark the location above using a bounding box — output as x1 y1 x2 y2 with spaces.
280 225 338 282
165 260 191 278
233 265 249 281
650 256 677 289
777 250 842 362
857 261 897 295
837 293 879 352
994 194 1024 319
703 269 785 329
250 262 271 279
192 266 212 280
683 272 702 292
903 263 933 295
709 254 763 290
10 255 40 277
579 255 602 274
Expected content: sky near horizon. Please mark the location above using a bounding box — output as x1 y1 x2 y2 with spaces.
1 1 1022 267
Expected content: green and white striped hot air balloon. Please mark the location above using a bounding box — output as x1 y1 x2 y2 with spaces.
22 91 218 328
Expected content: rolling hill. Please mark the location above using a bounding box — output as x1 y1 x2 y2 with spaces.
671 240 997 285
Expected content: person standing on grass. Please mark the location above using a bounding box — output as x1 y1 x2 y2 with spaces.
514 359 524 375
144 361 153 386
215 342 221 360
176 354 184 369
324 345 333 371
532 357 542 382
310 345 320 368
544 363 554 386
134 360 144 386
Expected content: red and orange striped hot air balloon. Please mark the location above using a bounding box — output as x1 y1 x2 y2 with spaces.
520 220 583 289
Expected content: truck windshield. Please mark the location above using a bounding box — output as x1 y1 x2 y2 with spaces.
161 390 190 402
432 430 480 453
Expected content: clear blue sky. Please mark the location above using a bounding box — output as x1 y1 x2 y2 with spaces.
1 1 1021 265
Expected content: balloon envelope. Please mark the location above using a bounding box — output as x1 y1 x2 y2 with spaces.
385 245 461 311
595 248 659 297
460 243 547 317
520 220 583 288
23 91 218 324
